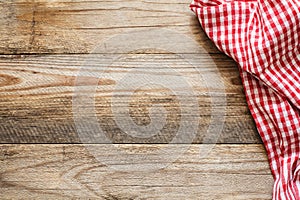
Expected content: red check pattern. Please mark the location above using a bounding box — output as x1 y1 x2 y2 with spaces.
190 0 300 199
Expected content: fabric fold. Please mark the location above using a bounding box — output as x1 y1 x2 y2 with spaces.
190 0 300 199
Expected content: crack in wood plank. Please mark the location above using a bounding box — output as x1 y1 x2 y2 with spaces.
29 4 37 49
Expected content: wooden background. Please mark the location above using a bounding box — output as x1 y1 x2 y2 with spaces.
0 0 274 199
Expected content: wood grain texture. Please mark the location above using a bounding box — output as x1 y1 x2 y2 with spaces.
0 0 272 199
0 144 273 199
0 0 261 144
0 0 219 54
0 54 259 143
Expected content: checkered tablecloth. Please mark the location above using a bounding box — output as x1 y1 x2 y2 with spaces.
190 0 300 199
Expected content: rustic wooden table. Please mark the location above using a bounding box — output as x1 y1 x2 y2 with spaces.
0 0 273 199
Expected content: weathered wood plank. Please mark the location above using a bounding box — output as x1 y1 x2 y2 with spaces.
0 144 273 199
0 54 259 143
0 0 261 143
0 0 218 54
0 1 270 199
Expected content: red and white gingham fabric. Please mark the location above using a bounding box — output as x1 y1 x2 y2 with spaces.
190 0 300 199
